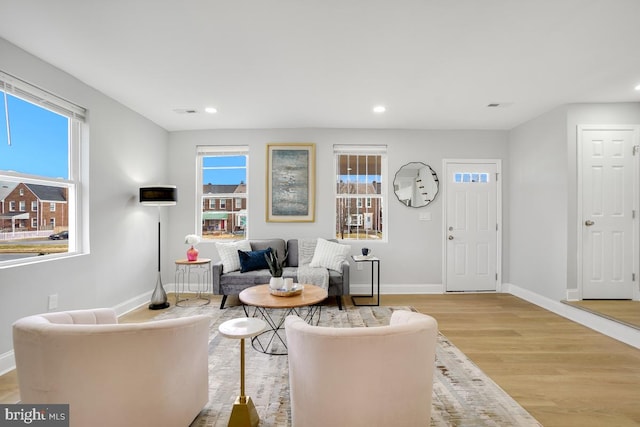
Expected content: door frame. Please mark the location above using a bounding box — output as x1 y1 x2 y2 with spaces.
576 125 640 301
442 159 503 292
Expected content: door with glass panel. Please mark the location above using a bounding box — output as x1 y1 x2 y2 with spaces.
444 161 500 292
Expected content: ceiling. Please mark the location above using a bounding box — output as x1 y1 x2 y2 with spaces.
1 0 640 131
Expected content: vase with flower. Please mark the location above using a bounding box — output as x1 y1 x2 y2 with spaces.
184 234 201 261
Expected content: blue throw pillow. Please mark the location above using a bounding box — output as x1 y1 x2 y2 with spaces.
238 248 272 273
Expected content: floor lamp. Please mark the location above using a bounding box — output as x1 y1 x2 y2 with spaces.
140 185 177 310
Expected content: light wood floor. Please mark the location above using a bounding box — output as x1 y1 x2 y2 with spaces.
2 293 639 427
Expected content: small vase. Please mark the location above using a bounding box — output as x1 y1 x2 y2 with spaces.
269 277 284 290
187 245 199 261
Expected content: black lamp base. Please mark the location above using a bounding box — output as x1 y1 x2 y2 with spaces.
149 302 170 310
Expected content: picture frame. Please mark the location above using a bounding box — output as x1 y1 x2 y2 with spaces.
266 143 315 222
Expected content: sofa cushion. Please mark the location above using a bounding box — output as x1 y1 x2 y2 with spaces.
309 238 351 272
216 240 252 273
250 239 287 265
238 248 272 273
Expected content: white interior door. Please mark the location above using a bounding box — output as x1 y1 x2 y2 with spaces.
444 161 499 292
580 126 638 299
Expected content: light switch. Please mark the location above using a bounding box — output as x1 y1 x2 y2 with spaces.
419 212 432 221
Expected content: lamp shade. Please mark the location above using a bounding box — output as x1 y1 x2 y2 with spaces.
139 186 177 206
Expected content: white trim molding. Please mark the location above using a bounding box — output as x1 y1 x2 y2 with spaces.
505 283 640 349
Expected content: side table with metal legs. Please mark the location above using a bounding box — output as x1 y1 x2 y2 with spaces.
174 258 212 307
218 317 267 427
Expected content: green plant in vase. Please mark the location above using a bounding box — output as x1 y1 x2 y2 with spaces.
265 248 287 290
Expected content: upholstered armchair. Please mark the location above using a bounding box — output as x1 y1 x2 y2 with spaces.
285 310 438 427
12 308 210 427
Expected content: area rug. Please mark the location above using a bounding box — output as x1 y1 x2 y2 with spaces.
151 304 541 426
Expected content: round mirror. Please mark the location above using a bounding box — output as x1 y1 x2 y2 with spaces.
393 162 439 208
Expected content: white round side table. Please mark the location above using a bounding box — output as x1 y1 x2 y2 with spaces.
218 317 267 427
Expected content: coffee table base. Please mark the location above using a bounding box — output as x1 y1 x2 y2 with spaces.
228 396 259 427
243 305 322 355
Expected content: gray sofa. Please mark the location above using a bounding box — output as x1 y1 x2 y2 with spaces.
213 238 350 310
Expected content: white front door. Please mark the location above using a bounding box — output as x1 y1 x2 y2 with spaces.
580 126 639 299
444 161 500 292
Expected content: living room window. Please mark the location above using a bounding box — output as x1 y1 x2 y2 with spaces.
0 70 86 265
334 145 387 241
197 146 248 240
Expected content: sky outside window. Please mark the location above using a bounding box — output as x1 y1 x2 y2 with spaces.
203 155 246 185
0 91 69 178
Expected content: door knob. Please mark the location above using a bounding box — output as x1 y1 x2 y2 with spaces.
585 220 595 226
448 235 454 240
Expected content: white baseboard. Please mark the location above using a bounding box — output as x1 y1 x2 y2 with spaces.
114 283 177 317
0 350 15 376
113 290 154 317
565 288 580 301
504 283 640 349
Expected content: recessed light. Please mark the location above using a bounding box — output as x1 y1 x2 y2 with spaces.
634 84 640 91
204 107 218 114
373 105 386 114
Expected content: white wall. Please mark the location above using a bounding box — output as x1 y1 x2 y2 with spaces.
167 128 509 290
0 38 170 357
508 102 640 301
508 106 569 301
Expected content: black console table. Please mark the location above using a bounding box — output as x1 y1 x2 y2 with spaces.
350 255 380 307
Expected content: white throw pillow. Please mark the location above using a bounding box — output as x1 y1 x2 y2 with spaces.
309 238 351 272
215 240 252 273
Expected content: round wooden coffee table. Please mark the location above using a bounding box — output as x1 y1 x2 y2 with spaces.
239 284 328 355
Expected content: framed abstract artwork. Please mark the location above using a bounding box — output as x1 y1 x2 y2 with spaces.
266 143 315 222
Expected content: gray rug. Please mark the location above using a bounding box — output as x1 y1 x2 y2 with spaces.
152 304 542 426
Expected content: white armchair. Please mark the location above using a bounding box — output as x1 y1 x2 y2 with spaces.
285 310 438 427
13 308 210 427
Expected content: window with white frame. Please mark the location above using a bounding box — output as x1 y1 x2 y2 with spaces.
50 203 56 212
334 145 387 241
197 146 248 240
0 70 85 263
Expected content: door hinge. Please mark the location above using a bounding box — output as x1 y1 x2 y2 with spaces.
495 172 499 181
495 273 498 281
633 145 640 155
633 210 636 219
496 223 499 231
633 273 636 281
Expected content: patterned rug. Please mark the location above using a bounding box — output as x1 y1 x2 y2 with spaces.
152 304 541 426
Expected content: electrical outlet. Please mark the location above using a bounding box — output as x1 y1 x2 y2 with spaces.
48 294 58 311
